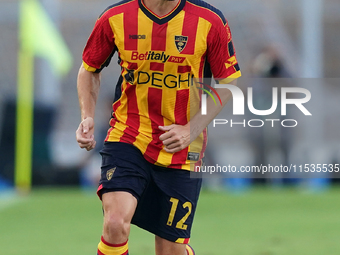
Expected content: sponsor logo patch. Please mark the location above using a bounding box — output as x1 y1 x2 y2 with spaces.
131 51 186 63
187 152 200 161
129 34 146 39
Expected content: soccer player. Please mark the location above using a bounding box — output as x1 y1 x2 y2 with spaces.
76 0 241 254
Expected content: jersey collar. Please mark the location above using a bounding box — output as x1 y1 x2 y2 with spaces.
139 0 186 25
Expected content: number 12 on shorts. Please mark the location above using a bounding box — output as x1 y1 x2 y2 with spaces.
167 197 192 230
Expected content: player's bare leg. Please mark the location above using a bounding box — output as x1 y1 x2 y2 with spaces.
102 191 137 244
155 236 189 255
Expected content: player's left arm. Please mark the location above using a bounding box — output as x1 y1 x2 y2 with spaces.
159 16 241 153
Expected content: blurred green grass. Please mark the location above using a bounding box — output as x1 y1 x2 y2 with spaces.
1 187 340 255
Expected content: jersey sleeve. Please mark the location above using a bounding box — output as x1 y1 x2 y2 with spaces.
82 13 116 73
207 19 241 84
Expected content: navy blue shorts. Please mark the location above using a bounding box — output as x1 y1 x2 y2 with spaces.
97 142 202 243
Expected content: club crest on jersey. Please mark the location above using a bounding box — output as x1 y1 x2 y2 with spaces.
106 167 116 181
175 36 188 53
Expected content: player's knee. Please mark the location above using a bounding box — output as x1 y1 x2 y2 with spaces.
104 214 130 238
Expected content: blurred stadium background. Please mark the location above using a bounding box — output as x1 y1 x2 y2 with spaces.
0 0 340 254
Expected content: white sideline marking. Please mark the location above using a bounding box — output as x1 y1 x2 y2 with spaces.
0 191 22 212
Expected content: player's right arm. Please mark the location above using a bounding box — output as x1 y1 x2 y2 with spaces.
76 9 116 151
76 64 101 151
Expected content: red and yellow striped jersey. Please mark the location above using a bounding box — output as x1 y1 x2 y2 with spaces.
83 0 241 170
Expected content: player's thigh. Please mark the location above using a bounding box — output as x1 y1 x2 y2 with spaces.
102 191 137 223
98 142 151 222
155 235 186 255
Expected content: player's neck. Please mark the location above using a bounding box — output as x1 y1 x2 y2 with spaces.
142 0 180 17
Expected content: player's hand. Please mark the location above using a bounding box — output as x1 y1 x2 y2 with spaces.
76 117 96 151
159 124 190 153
